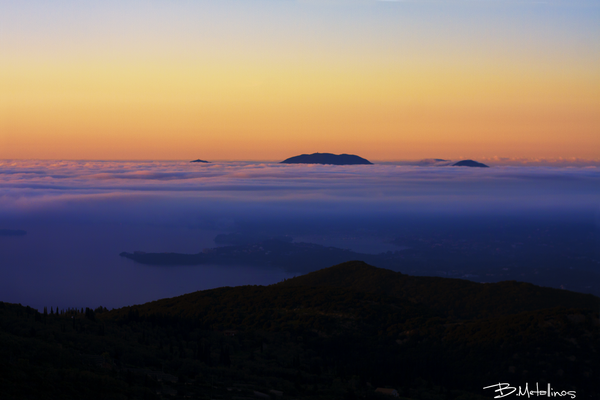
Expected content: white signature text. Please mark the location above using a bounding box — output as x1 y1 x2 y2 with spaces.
483 382 576 399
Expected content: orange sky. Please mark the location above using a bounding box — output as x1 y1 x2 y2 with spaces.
1 1 599 161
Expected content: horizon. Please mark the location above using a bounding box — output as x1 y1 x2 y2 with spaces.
2 156 600 167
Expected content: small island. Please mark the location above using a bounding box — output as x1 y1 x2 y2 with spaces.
281 153 373 165
452 160 489 168
190 159 210 163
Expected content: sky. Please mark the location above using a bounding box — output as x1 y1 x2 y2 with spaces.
1 0 599 161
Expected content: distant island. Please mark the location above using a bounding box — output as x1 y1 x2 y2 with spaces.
281 153 373 165
120 239 365 271
0 229 27 236
190 159 209 163
452 160 489 168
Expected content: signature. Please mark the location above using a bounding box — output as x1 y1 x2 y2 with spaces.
483 382 576 399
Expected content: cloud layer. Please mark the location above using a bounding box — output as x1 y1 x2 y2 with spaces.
1 160 599 218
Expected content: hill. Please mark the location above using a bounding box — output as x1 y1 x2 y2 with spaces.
1 261 598 399
103 261 600 397
281 153 373 165
276 261 598 318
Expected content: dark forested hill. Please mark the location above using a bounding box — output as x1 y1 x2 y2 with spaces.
276 261 599 319
1 261 598 400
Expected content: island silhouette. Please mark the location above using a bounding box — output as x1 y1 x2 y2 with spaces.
452 159 489 167
190 159 210 163
281 153 373 165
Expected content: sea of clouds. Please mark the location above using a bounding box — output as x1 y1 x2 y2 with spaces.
2 159 599 217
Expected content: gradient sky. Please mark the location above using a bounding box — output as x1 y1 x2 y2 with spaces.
1 0 599 161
